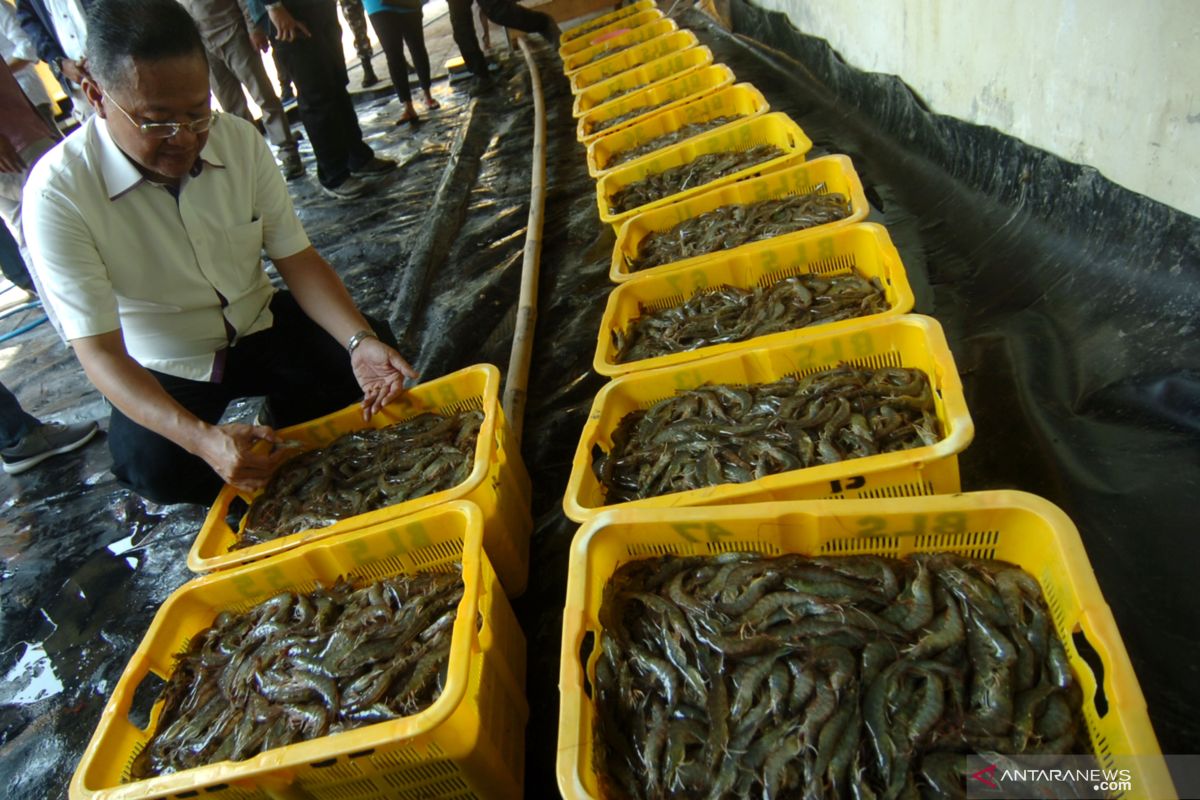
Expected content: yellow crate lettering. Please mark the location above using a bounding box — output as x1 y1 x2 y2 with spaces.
664 273 687 294
262 565 290 590
231 573 261 599
670 521 735 543
384 528 411 557
931 512 968 537
829 475 867 494
790 342 815 367
407 521 433 549
689 270 710 291
671 368 703 389
816 237 836 259
854 515 889 537
849 331 875 358
346 538 372 565
759 249 780 271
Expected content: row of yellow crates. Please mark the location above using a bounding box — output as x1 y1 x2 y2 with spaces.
556 5 1171 798
70 366 538 799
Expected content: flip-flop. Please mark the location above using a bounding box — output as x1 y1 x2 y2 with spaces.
425 98 441 111
396 109 419 125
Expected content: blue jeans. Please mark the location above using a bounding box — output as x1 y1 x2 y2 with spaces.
0 380 39 449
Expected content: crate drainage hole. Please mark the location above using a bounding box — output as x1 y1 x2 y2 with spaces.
1072 626 1108 718
580 631 596 700
127 671 167 729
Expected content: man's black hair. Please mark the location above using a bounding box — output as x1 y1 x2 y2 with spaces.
86 0 208 90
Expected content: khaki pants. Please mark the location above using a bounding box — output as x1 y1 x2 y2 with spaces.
205 29 298 153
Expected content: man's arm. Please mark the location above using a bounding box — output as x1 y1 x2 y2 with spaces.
272 247 419 419
71 330 290 490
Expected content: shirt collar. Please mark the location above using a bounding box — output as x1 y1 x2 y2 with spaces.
96 114 226 201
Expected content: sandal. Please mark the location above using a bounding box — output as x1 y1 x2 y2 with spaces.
396 108 419 125
424 95 441 111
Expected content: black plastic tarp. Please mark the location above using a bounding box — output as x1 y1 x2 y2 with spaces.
0 3 1197 797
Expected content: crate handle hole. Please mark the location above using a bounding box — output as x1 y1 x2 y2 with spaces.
311 758 338 768
225 496 250 534
204 785 230 794
1072 626 1109 718
348 749 375 759
863 184 886 213
579 630 597 700
127 670 167 730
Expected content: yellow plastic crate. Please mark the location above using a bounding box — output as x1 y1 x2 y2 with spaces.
563 18 678 77
559 1 659 53
594 222 915 377
563 313 972 522
72 501 530 800
596 112 812 229
572 46 715 119
577 63 735 144
189 363 533 597
570 30 698 93
612 154 870 282
586 82 769 177
557 492 1174 799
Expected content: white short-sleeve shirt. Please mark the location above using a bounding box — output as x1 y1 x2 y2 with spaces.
23 112 311 382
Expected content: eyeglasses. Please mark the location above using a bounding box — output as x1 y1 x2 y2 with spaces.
103 91 214 139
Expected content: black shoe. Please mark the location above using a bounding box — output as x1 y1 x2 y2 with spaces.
351 156 398 179
279 149 305 180
362 64 379 88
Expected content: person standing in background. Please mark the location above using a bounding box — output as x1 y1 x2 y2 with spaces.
14 0 92 120
446 0 559 85
0 0 58 132
337 0 378 88
0 58 57 255
243 0 396 199
179 0 304 179
364 0 438 125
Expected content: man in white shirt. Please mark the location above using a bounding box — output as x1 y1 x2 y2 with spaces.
23 0 417 505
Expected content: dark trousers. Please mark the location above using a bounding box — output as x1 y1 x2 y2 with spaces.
476 0 552 33
447 0 551 76
270 0 374 188
0 220 33 293
369 11 431 105
108 292 396 506
0 380 38 449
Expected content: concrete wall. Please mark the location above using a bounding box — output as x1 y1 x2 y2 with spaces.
751 0 1200 218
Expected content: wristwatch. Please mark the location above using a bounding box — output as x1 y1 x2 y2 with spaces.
346 329 378 355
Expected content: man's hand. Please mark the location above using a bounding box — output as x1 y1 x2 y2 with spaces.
196 423 291 492
60 57 87 85
249 27 270 52
268 5 311 42
351 338 419 420
0 134 24 173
